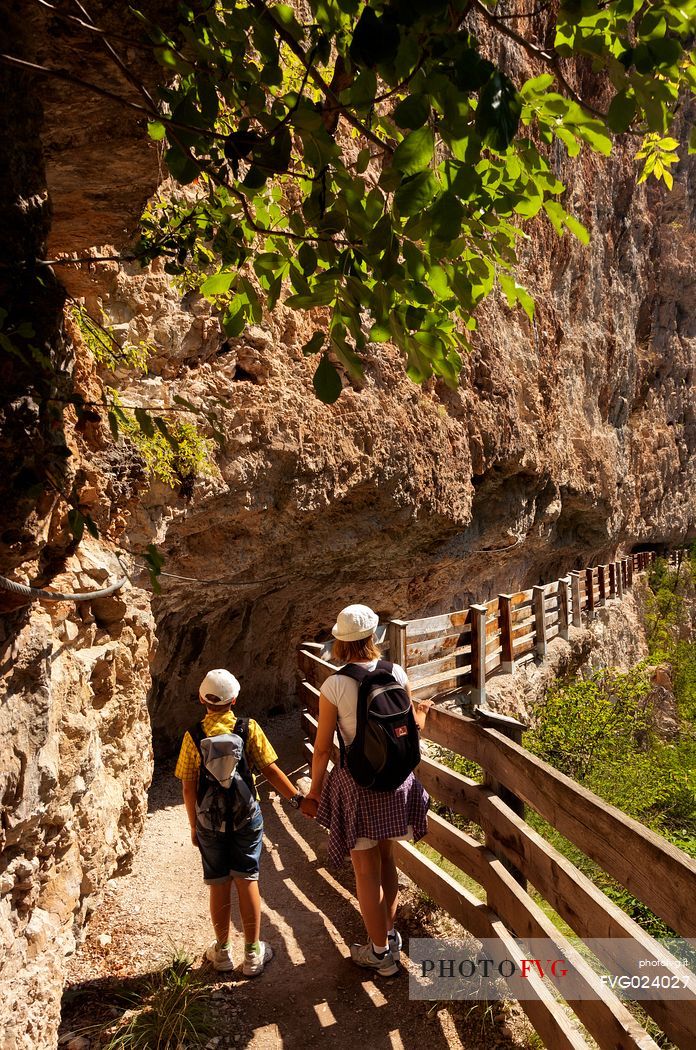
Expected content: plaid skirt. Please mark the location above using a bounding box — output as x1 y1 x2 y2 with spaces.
316 766 429 868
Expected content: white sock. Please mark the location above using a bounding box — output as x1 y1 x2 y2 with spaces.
372 942 389 956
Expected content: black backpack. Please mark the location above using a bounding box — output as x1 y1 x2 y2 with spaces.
337 660 421 792
189 718 259 833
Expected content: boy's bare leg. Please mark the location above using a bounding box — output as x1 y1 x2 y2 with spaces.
234 877 261 945
209 880 233 944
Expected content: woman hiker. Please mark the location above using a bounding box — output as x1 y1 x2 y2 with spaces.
303 604 432 976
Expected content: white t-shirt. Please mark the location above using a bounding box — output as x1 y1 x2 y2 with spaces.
321 661 410 746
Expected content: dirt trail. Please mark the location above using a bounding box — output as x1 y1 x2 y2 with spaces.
60 716 533 1050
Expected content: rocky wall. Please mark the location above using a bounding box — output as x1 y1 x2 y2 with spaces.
0 5 161 1046
0 547 154 1050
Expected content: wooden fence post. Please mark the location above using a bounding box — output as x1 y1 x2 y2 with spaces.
533 586 547 658
597 565 607 605
608 562 616 599
498 594 515 675
470 604 488 708
558 577 570 640
616 560 624 599
627 556 634 587
569 571 582 627
387 618 408 670
475 708 527 889
585 568 596 616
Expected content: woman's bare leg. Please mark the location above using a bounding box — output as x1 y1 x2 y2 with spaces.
378 839 399 929
351 845 390 946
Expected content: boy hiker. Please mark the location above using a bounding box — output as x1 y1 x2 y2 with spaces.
175 668 306 974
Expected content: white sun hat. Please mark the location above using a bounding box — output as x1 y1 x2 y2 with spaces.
199 669 241 705
332 604 379 642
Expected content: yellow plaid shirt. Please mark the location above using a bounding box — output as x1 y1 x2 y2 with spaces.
174 710 278 782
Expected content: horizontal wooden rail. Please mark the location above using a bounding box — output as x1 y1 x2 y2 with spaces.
423 706 696 939
393 841 592 1050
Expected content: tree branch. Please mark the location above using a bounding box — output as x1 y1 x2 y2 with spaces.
248 0 393 153
32 0 160 50
471 0 611 122
0 52 152 115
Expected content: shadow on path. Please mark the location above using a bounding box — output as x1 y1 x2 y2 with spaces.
60 714 531 1050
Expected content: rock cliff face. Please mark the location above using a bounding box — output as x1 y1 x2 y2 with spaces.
1 5 695 1047
114 112 694 744
0 561 154 1049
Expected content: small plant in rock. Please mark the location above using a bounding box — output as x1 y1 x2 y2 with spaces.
110 391 217 494
70 303 152 375
103 951 215 1050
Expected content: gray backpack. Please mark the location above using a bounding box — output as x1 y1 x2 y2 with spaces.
190 718 259 832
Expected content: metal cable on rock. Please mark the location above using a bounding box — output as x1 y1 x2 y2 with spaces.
0 574 128 603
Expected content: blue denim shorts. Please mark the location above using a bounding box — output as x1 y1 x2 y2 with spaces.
196 806 264 884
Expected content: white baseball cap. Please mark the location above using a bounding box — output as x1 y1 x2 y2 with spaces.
332 604 379 641
199 669 240 705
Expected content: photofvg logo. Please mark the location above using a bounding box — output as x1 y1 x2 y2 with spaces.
408 938 696 1002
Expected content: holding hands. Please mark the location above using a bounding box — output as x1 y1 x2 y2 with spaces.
300 795 319 819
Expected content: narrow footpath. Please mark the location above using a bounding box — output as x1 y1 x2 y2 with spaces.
59 715 534 1050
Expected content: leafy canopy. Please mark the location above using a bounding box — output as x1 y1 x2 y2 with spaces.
102 2 696 398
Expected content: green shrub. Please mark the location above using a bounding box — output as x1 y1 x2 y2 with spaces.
104 953 214 1050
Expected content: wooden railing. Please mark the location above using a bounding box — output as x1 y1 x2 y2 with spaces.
297 551 672 710
399 551 656 707
297 643 696 1050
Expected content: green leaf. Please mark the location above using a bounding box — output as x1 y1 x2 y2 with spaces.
689 128 696 155
369 322 391 342
302 331 325 356
356 148 371 174
607 90 637 134
427 264 451 299
392 127 435 176
565 214 590 245
222 302 246 337
393 94 431 130
575 120 612 156
520 74 555 99
554 125 581 157
164 146 200 184
144 543 164 595
499 273 535 321
313 355 342 403
200 271 235 298
68 509 84 544
476 72 522 151
147 121 167 141
430 191 464 241
394 171 439 216
298 243 318 274
84 513 99 539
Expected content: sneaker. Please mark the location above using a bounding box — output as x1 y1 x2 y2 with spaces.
243 941 273 977
205 941 235 972
350 942 399 977
388 929 403 963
